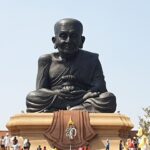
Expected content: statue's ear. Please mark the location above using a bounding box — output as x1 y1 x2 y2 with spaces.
52 37 56 43
79 36 85 48
52 37 57 49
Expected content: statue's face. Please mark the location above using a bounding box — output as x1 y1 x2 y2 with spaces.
53 20 84 56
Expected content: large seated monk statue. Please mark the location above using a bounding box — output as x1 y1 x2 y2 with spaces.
26 18 117 113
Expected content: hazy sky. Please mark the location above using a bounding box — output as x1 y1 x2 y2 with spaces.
0 0 150 130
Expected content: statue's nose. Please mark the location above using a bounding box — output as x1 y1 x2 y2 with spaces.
65 36 70 43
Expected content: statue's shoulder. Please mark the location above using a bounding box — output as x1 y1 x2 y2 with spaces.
79 50 99 59
39 53 53 61
38 53 54 65
38 53 52 60
38 52 60 62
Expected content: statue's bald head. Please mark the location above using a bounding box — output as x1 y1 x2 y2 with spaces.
54 18 83 35
52 18 85 55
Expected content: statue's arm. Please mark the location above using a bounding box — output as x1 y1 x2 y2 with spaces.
35 54 64 95
36 54 51 90
89 58 107 93
83 55 107 100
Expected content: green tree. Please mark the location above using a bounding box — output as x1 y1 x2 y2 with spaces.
139 106 150 140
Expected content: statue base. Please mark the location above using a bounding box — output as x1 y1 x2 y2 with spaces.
6 113 133 150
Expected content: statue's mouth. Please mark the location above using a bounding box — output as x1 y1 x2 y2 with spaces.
63 44 74 50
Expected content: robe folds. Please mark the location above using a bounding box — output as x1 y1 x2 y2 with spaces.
26 50 116 113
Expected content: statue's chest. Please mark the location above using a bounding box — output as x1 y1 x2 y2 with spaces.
48 58 92 84
49 61 70 79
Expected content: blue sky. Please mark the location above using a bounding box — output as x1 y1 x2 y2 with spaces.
0 0 150 130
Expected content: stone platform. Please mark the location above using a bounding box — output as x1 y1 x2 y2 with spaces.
6 113 133 150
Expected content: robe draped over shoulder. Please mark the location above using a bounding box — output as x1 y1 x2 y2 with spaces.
26 50 116 113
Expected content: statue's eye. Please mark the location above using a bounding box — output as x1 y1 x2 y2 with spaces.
70 33 78 39
59 33 68 39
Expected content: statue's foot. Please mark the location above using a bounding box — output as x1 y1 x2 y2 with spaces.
69 105 87 111
69 103 99 112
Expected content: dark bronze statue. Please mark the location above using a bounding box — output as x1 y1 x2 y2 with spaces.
26 18 116 113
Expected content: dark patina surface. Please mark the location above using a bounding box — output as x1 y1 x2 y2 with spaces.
26 18 116 113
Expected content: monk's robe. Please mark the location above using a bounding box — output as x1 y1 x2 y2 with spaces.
26 50 116 113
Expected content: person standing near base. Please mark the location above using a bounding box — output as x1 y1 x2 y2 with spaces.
11 137 20 150
37 145 42 150
23 139 31 150
119 140 124 150
105 139 110 150
0 136 5 150
4 133 11 150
